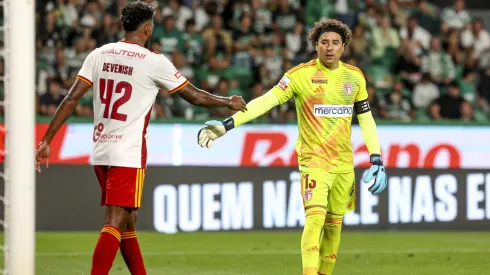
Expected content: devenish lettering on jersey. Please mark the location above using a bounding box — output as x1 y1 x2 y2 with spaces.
100 48 147 59
102 62 134 76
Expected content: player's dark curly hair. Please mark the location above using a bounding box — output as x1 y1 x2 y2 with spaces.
308 19 352 48
120 1 155 32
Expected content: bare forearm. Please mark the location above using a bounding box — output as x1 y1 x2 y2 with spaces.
179 83 231 108
194 91 231 108
41 96 79 143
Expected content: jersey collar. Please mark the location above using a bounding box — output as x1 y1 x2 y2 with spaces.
316 58 343 76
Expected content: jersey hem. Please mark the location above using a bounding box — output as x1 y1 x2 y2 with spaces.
168 80 189 94
92 161 143 169
76 75 93 86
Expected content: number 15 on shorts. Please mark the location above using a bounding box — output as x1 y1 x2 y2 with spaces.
303 174 316 203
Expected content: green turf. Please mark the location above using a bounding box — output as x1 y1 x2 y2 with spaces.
5 231 490 274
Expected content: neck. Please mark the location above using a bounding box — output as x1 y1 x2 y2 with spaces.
320 59 339 70
122 34 145 47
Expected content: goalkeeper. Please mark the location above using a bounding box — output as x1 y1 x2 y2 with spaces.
197 19 387 275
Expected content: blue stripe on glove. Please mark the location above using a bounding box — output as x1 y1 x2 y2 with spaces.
362 165 387 195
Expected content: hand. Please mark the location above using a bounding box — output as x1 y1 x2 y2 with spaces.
227 96 247 112
362 154 387 195
197 120 227 148
35 140 51 172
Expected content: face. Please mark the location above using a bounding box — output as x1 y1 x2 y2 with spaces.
473 20 483 33
430 37 441 50
448 86 460 97
316 32 344 67
455 0 464 10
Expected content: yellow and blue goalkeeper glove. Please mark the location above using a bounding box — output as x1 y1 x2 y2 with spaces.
362 154 387 195
197 118 235 148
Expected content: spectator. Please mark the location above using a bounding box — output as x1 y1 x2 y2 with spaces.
412 0 439 35
386 0 409 30
421 36 456 86
49 48 77 90
209 79 233 117
252 0 273 34
344 24 370 70
39 80 65 117
370 15 400 61
400 16 431 50
459 68 477 104
367 83 382 118
202 15 233 67
380 80 415 121
285 22 308 64
183 19 204 67
412 73 440 109
430 81 473 120
461 18 490 66
162 0 193 32
65 38 88 73
272 0 299 34
443 28 465 69
158 15 185 59
441 0 471 30
395 39 422 87
232 13 258 70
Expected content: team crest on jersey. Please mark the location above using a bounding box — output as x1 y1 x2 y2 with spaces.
311 70 328 84
304 189 313 202
277 76 291 91
172 67 181 79
343 83 352 95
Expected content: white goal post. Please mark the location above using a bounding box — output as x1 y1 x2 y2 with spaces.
2 0 36 274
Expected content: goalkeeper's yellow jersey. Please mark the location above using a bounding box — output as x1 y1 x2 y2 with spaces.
271 59 368 173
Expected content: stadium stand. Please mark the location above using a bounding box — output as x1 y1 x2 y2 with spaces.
5 0 490 123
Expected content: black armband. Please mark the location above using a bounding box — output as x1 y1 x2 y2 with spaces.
222 117 235 132
370 154 383 166
354 99 371 114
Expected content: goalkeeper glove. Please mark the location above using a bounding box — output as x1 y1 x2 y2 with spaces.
197 118 235 148
362 154 387 195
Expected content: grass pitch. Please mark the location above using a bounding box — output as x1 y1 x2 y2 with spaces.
10 231 490 274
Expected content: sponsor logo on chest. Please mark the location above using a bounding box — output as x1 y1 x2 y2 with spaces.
311 70 328 85
313 104 353 117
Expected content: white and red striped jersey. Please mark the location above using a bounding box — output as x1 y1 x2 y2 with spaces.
76 40 188 168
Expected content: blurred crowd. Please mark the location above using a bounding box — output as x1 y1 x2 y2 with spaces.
3 0 490 122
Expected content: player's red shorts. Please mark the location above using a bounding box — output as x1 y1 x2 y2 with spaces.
94 165 146 209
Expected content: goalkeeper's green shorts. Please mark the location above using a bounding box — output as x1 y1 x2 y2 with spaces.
300 169 356 215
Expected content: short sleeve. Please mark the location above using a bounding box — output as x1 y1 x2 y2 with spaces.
76 51 95 86
270 73 296 105
152 54 189 93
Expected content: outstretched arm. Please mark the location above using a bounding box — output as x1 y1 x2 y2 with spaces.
220 91 280 131
177 82 246 110
152 54 246 111
197 73 295 148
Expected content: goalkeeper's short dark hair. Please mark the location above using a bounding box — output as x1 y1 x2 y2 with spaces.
120 1 155 32
308 19 352 48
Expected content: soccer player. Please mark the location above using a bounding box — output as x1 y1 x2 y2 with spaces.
196 19 387 275
34 2 246 275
